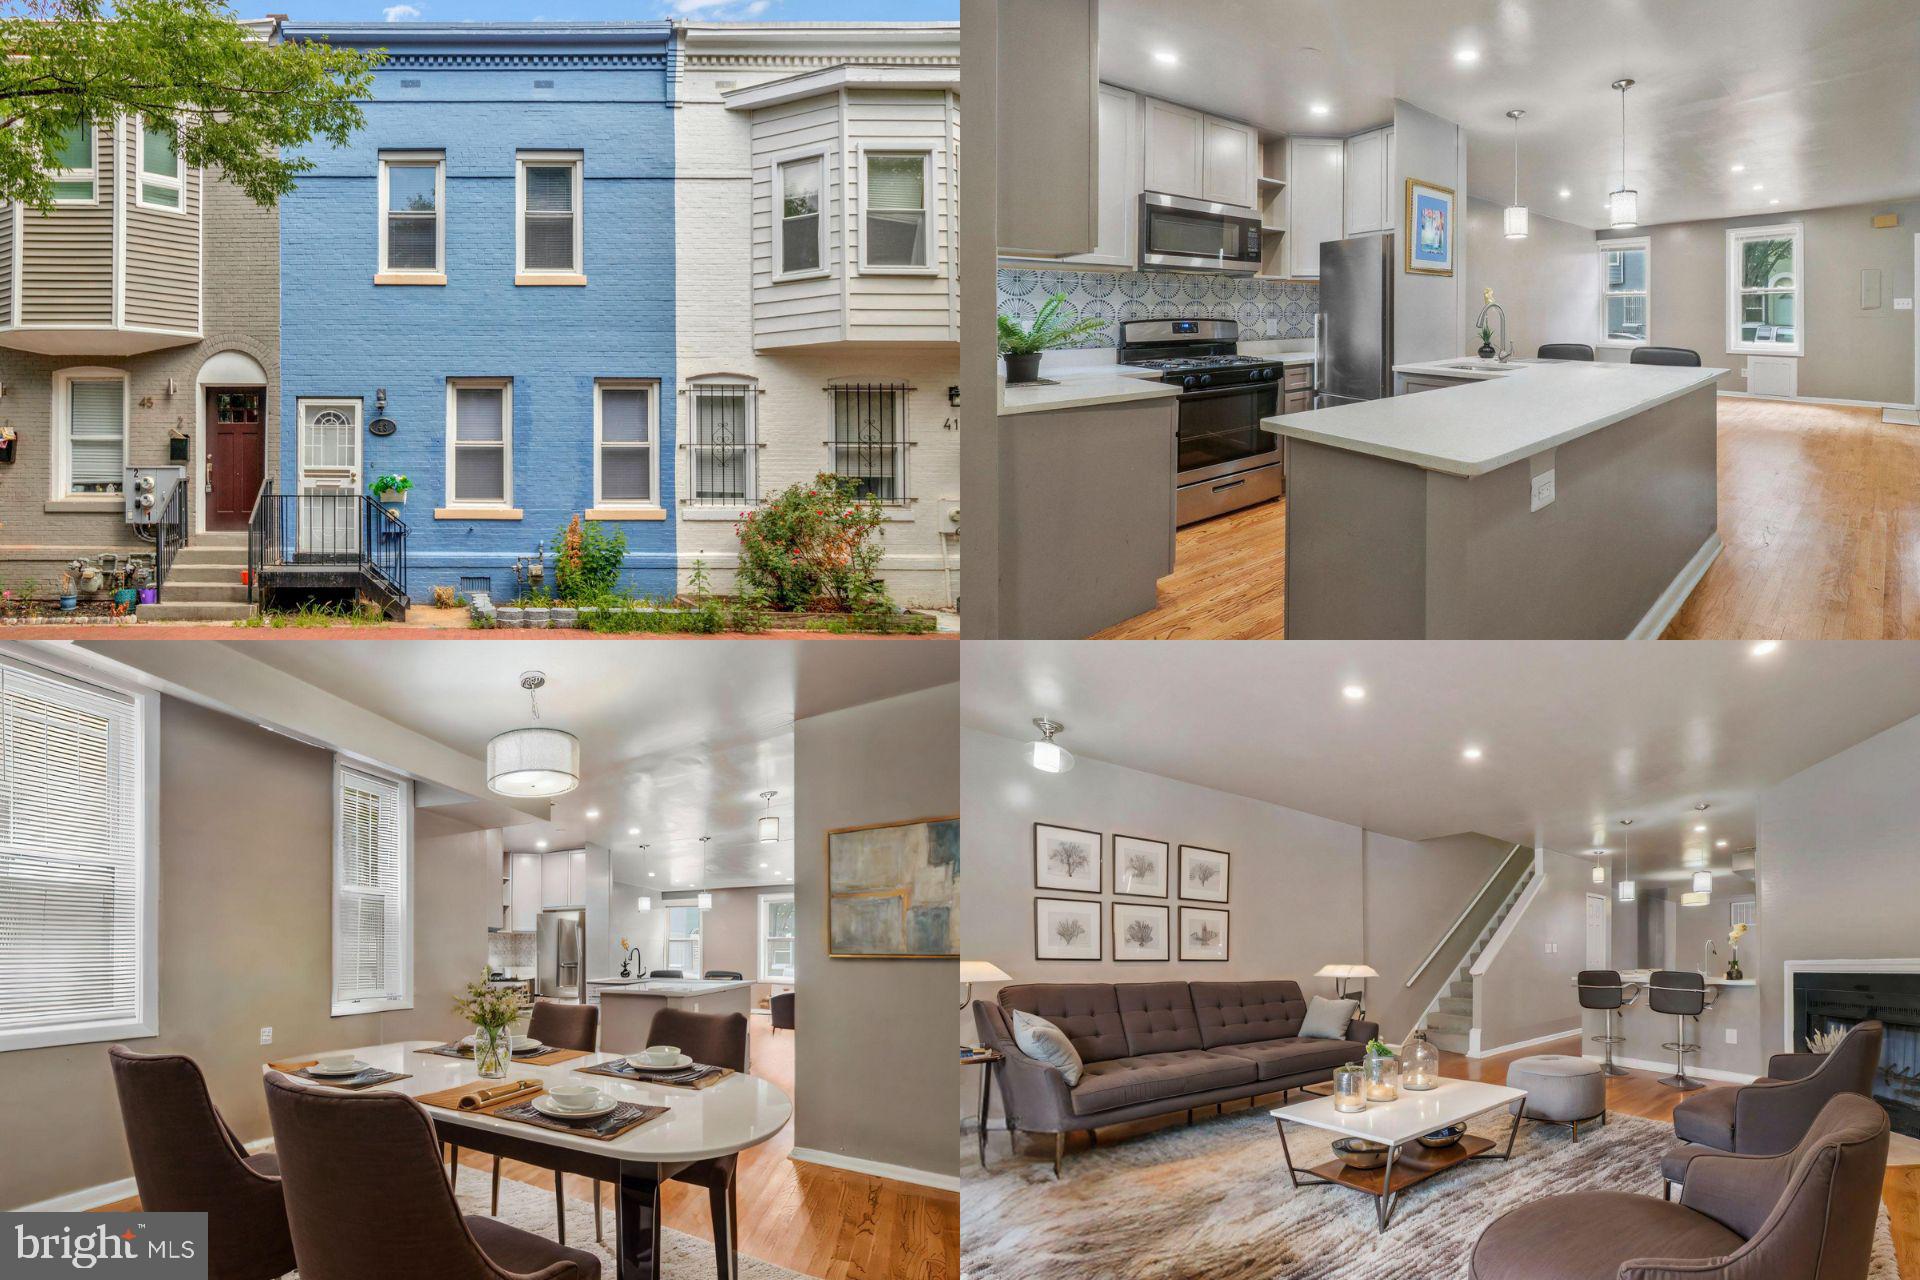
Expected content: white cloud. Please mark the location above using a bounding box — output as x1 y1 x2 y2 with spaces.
656 0 778 16
383 4 421 20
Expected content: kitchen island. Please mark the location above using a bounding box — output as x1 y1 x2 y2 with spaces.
1268 360 1726 638
589 978 756 1060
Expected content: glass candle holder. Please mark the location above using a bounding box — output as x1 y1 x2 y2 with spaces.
1364 1053 1400 1102
1402 1031 1440 1091
1333 1063 1366 1113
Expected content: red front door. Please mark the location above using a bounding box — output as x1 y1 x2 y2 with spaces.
207 388 265 531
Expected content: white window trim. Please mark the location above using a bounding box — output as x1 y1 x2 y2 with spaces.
377 151 446 279
667 901 703 978
0 646 159 1054
51 116 98 206
1726 222 1805 358
856 146 937 276
134 116 186 215
443 378 513 510
681 373 758 512
757 891 795 984
51 367 129 500
1599 236 1651 349
329 757 414 1018
772 149 830 283
592 378 662 511
515 150 585 281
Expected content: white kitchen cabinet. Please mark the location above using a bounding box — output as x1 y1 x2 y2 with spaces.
508 852 542 931
995 0 1099 257
1202 115 1260 210
1070 84 1141 267
1143 97 1204 199
1344 127 1394 235
1286 136 1345 279
540 852 569 907
568 850 586 905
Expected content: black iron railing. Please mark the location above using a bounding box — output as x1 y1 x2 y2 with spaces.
248 486 408 605
152 481 189 600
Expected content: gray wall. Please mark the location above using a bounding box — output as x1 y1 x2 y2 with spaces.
607 882 670 979
1673 880 1756 979
1361 831 1517 1041
1474 849 1590 1052
388 811 511 1045
1392 99 1466 365
1756 708 1920 1056
1462 196 1602 357
793 683 958 1183
1597 196 1920 406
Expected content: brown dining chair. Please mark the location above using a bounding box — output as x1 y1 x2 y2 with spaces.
107 1046 296 1280
264 1071 600 1280
650 1008 751 1280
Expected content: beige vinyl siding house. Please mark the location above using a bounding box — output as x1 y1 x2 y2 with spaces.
122 118 204 336
844 90 958 345
749 97 846 348
15 119 118 330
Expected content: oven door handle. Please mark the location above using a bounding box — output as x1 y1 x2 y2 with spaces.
1176 382 1277 402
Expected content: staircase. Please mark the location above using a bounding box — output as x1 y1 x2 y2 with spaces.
137 531 254 623
1420 860 1537 1055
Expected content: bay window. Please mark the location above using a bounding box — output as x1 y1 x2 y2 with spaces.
51 117 95 203
861 150 931 271
137 118 184 211
776 154 826 278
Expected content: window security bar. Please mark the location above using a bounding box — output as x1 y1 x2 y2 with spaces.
824 383 915 505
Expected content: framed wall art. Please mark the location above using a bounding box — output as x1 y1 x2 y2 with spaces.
1178 845 1230 903
1035 896 1102 961
1178 907 1230 962
1405 178 1455 276
1112 834 1170 898
1113 902 1170 962
1034 822 1102 894
825 816 958 959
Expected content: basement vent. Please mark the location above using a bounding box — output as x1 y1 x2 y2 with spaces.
1746 356 1797 399
533 79 555 88
460 576 492 597
399 78 422 88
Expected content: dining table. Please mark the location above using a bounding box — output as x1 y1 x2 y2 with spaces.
264 1040 793 1280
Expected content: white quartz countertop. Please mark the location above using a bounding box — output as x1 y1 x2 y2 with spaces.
1392 356 1557 380
1615 968 1757 989
593 979 753 996
1266 361 1726 477
999 363 1179 417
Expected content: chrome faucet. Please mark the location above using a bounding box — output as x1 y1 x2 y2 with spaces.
1704 939 1720 976
1476 300 1513 363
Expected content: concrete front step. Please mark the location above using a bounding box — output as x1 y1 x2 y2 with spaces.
137 601 254 622
165 564 248 585
171 548 250 567
155 582 249 604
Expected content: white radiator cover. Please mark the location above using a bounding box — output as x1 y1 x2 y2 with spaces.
1746 356 1798 398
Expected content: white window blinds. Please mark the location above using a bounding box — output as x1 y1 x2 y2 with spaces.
0 659 150 1052
452 384 508 504
523 163 577 272
68 379 126 493
331 762 411 1015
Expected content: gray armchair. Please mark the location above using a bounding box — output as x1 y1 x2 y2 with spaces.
1662 1020 1882 1187
1472 1092 1889 1280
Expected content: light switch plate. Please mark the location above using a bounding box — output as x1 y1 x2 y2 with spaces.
1724 1028 1738 1045
259 1027 273 1045
1531 469 1556 512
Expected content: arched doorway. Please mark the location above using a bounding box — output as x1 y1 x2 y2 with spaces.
195 351 269 534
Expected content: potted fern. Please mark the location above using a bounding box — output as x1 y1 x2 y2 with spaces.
997 292 1108 384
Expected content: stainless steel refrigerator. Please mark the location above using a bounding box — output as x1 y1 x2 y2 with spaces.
536 908 585 1001
1314 233 1396 408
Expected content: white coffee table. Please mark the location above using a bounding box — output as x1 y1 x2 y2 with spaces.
1270 1077 1526 1230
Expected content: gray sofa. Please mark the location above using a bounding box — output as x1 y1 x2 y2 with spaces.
974 980 1378 1176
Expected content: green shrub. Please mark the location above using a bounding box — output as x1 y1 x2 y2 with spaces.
735 474 892 613
552 515 627 604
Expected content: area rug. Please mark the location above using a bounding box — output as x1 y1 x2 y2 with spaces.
960 1107 1902 1280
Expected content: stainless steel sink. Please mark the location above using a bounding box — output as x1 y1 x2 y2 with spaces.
1436 359 1520 372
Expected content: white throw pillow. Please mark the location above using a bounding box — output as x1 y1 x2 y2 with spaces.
1299 995 1359 1040
1010 1008 1085 1086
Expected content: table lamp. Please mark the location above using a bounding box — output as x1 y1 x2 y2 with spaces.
960 960 1011 1011
1315 963 1379 1017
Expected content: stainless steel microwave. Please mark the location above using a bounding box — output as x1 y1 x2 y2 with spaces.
1139 192 1263 274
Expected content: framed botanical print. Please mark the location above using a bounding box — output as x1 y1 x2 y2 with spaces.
1033 823 1102 894
1112 834 1170 898
1405 178 1455 276
1178 845 1230 902
1179 906 1230 962
1035 896 1102 961
1113 902 1170 962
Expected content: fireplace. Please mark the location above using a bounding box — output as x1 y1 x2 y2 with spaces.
1788 964 1920 1139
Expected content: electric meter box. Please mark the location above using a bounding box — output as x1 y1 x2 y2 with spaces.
123 466 187 526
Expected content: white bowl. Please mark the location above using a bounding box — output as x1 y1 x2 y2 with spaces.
546 1085 604 1111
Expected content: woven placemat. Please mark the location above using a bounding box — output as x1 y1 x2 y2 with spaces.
413 1078 545 1112
576 1060 735 1091
268 1059 411 1091
416 1043 592 1067
489 1099 669 1141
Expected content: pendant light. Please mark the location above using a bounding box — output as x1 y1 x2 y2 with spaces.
1503 109 1529 239
487 672 580 797
758 790 780 843
697 892 714 911
1029 718 1075 773
1616 819 1636 903
1608 79 1639 228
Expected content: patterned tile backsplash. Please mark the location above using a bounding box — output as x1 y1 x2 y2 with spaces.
488 929 535 973
998 267 1319 350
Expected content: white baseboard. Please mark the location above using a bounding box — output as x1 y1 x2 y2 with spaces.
1627 532 1722 640
1719 389 1919 413
1587 1052 1759 1085
1468 1027 1582 1060
788 1146 959 1194
15 1138 274 1212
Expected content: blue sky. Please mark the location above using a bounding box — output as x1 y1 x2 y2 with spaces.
301 0 955 20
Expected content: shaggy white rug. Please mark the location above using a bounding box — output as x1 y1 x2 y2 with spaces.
960 1107 1902 1280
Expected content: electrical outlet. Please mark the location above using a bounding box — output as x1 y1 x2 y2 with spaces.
1894 297 1913 311
1530 469 1556 512
259 1027 273 1045
1724 1028 1738 1045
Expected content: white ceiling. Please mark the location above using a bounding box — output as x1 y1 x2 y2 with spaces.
1097 0 1920 228
961 641 1920 882
223 640 956 889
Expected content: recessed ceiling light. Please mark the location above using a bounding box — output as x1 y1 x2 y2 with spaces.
1342 684 1367 701
1751 182 1764 191
1153 48 1179 65
585 808 600 819
1715 839 1729 848
1461 746 1484 762
1750 640 1780 656
1730 163 1745 173
646 871 655 877
1308 102 1330 117
1454 47 1480 65
536 839 549 850
1693 824 1708 833
1769 198 1780 206
628 827 640 836
758 862 768 869
1558 188 1571 199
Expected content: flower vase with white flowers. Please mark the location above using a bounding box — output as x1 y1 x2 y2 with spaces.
1725 922 1747 981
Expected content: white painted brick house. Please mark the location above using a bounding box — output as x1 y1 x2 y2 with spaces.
673 23 960 610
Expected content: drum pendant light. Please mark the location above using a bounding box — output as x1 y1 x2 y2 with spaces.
1503 110 1529 239
1608 79 1639 228
758 791 780 843
487 671 580 798
1616 819 1637 903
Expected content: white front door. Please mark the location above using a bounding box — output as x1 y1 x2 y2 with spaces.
296 399 362 556
1586 893 1610 968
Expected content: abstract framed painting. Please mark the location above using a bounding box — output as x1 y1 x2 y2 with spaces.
1113 902 1170 962
1178 845 1230 903
1178 906 1230 962
1034 822 1102 894
826 815 958 958
1035 896 1102 961
1112 834 1170 898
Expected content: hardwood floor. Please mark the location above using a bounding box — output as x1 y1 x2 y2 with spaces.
1093 397 1920 640
98 1020 958 1280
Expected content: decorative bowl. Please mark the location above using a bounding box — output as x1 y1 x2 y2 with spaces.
1331 1137 1389 1170
1417 1123 1467 1149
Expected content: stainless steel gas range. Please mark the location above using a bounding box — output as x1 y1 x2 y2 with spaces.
1118 318 1287 526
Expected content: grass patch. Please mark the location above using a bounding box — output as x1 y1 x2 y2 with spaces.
235 600 387 629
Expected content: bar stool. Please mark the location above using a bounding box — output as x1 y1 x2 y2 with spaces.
1576 969 1642 1077
1649 970 1716 1091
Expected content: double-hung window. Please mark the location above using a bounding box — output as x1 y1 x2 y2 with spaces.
379 152 445 277
447 379 512 508
685 380 756 507
1600 238 1650 347
330 759 412 1017
775 154 826 279
1727 223 1803 357
56 370 128 496
50 117 96 204
594 381 658 509
861 151 932 271
758 892 795 984
517 152 583 280
0 656 154 1054
136 117 184 211
829 383 909 504
666 903 702 976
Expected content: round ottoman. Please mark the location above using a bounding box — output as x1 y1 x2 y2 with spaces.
1506 1054 1606 1137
